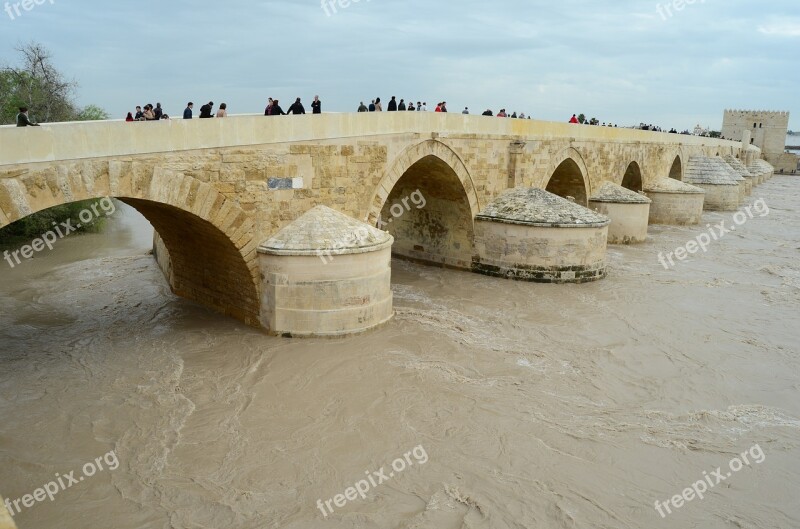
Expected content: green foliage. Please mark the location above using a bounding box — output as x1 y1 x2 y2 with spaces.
708 130 721 138
0 200 108 245
1 42 109 125
76 104 110 122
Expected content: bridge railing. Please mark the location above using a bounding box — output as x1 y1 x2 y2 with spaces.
0 113 741 167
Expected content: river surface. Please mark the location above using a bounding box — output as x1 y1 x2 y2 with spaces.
1 178 799 529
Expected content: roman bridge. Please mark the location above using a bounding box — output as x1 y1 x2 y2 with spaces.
0 113 744 333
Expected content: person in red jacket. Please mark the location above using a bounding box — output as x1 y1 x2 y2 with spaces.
569 114 579 123
434 103 442 112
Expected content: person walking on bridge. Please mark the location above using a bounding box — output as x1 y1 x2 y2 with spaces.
271 100 286 115
199 101 214 118
358 101 368 112
311 95 322 114
368 100 376 112
398 99 406 111
287 98 306 115
569 114 579 124
374 98 383 111
183 102 193 119
388 96 397 111
16 107 40 127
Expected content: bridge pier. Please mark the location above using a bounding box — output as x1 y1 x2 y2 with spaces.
589 182 651 244
257 206 394 337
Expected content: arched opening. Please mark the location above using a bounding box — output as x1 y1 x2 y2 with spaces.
668 156 683 181
378 155 474 269
1 197 260 327
621 161 643 192
546 158 588 206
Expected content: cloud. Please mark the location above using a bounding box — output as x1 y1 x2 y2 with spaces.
758 21 800 37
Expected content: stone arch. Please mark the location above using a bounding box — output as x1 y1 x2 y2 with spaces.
668 154 683 181
544 147 590 206
367 140 480 269
0 163 261 327
621 161 643 192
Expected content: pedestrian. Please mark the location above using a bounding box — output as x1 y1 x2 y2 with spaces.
154 103 163 120
462 107 469 114
497 109 507 117
416 101 422 111
265 98 274 116
199 102 216 119
143 104 156 121
125 112 134 122
421 102 427 112
375 98 383 111
287 97 306 115
311 95 322 114
482 109 493 116
388 96 397 111
441 102 448 113
216 103 228 118
434 103 442 112
16 107 40 126
369 100 376 112
511 112 517 118
183 103 193 119
398 98 406 111
408 102 416 111
134 106 144 120
569 114 579 123
272 99 285 115
358 101 368 112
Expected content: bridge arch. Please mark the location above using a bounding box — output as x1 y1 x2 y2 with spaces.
0 165 260 326
544 148 590 206
621 161 644 192
668 154 684 181
368 140 480 269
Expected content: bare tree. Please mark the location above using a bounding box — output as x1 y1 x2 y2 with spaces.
1 42 78 123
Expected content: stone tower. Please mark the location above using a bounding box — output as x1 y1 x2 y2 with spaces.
721 110 797 172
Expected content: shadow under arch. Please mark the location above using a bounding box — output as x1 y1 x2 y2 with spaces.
0 169 261 327
621 161 643 192
544 148 590 206
668 155 683 181
368 140 480 269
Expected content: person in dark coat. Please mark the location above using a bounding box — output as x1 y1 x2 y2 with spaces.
271 100 286 115
368 100 376 112
358 102 368 112
154 103 163 120
199 101 214 118
183 103 193 119
287 98 305 115
398 99 406 111
311 96 322 114
387 96 397 111
16 107 40 126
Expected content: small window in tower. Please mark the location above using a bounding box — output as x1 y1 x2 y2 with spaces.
753 123 757 128
759 123 762 128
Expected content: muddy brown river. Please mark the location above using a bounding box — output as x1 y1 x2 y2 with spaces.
1 177 799 529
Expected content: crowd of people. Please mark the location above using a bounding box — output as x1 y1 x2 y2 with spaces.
113 99 698 136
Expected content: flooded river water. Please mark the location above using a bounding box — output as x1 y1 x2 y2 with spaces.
1 177 799 529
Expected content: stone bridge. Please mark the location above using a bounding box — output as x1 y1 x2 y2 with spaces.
0 114 744 332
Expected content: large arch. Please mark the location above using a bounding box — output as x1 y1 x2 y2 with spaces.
668 155 683 181
621 161 643 192
0 163 261 327
368 140 480 269
544 148 590 206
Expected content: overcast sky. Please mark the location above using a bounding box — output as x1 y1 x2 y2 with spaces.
1 0 798 131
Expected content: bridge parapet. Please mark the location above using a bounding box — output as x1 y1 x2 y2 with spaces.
0 113 740 168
